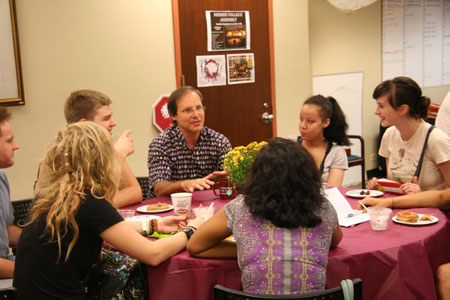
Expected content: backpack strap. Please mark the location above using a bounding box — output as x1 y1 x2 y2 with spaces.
319 142 333 175
297 136 332 175
412 125 434 182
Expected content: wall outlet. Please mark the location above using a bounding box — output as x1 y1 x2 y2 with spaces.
370 153 377 161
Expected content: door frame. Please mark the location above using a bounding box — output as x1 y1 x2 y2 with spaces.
171 0 277 136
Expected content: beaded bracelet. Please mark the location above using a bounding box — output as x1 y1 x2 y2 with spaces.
151 219 158 234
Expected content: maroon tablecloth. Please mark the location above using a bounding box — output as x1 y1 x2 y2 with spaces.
126 189 450 300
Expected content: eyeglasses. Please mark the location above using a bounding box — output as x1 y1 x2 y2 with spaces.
180 105 205 115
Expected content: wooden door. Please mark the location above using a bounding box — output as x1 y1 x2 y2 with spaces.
173 0 276 147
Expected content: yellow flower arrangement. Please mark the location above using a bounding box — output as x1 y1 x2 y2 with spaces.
223 141 268 187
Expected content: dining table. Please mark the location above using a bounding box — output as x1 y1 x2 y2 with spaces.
125 188 450 300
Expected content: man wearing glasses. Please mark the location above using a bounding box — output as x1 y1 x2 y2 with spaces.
148 86 231 197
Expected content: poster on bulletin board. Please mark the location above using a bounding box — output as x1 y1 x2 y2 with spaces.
196 55 226 87
227 53 255 85
206 10 250 51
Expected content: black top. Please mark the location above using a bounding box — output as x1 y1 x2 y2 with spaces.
13 193 123 300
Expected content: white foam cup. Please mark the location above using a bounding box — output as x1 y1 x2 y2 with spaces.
170 192 193 216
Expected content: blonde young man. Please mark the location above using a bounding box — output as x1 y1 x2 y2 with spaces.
148 86 232 197
0 107 21 283
35 90 142 207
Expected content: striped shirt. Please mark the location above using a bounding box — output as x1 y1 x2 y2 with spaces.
147 126 232 198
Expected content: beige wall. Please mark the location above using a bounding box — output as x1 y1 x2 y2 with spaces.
5 0 311 200
273 1 311 137
309 0 450 171
7 0 176 200
5 0 449 200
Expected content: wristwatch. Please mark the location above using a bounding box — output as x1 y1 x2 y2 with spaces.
178 226 195 240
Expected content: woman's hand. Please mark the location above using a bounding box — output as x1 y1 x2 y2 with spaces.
366 177 379 190
400 176 421 195
400 183 421 195
157 215 187 233
357 197 391 209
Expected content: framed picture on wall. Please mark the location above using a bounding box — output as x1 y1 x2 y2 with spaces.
0 0 24 105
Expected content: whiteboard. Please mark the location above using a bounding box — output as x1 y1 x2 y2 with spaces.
382 0 450 87
312 72 363 136
313 71 364 186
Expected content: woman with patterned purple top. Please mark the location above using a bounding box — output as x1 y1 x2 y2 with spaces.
187 137 343 295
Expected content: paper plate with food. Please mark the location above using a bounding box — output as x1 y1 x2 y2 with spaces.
392 211 439 226
137 202 173 213
345 189 384 198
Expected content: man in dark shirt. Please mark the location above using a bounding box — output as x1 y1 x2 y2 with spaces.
148 86 231 197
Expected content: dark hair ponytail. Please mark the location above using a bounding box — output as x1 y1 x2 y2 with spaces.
417 96 431 119
304 95 350 146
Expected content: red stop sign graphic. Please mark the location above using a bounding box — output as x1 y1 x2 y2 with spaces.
153 94 173 132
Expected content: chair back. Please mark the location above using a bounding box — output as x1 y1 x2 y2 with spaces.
0 287 16 299
11 198 33 226
347 135 365 189
136 177 150 200
214 279 362 300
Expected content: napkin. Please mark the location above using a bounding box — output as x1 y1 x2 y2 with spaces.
147 232 176 239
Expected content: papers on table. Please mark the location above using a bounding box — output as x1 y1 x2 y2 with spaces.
324 187 370 227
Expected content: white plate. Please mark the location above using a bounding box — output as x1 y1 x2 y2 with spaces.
345 189 384 198
392 213 439 226
129 215 161 221
136 204 173 214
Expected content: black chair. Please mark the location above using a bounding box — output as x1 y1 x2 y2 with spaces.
136 177 150 200
214 279 362 300
11 198 33 227
377 125 388 179
347 135 365 189
0 287 16 299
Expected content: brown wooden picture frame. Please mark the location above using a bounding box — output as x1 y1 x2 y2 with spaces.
0 0 24 105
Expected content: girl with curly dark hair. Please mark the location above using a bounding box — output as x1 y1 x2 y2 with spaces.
287 95 350 187
187 138 342 295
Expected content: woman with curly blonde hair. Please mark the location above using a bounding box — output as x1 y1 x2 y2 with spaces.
13 122 203 300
